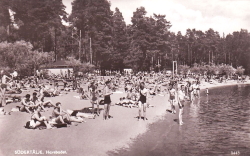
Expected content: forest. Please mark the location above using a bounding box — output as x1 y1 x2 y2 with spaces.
0 0 250 75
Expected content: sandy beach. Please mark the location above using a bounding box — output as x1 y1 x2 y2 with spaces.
0 79 249 156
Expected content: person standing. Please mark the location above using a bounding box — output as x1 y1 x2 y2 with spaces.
1 72 11 84
103 80 113 120
0 72 11 107
187 81 194 102
0 84 7 107
177 85 186 125
138 82 148 121
89 81 100 115
168 84 177 114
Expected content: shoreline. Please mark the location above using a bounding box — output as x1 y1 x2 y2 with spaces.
0 79 250 156
106 79 250 155
200 79 250 90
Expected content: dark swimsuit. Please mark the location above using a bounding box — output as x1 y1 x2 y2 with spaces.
139 92 146 103
91 92 98 101
104 95 111 104
71 111 78 116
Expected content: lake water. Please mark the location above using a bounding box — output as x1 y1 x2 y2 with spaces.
108 84 250 156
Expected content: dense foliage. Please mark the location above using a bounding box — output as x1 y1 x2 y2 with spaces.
0 0 249 75
0 41 53 75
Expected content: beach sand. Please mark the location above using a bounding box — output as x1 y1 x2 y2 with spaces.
0 79 249 156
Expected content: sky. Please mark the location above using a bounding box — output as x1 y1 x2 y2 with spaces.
62 0 250 36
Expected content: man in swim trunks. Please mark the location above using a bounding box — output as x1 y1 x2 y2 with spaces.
177 85 186 125
168 84 177 114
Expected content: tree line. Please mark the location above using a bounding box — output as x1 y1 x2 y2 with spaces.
0 0 250 75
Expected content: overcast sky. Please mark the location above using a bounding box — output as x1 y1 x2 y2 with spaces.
62 0 250 36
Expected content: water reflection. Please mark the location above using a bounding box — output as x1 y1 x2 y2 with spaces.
189 98 200 118
109 85 250 156
183 85 250 155
205 95 209 103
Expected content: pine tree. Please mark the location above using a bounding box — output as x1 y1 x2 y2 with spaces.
0 0 11 41
69 0 113 70
9 0 67 51
111 7 129 71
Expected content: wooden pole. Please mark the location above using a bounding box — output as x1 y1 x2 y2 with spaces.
90 37 92 64
79 30 81 61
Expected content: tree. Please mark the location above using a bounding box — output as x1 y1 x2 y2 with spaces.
0 0 12 41
125 7 171 72
69 0 113 69
65 57 95 74
218 64 235 76
0 40 53 75
111 7 129 71
9 0 67 52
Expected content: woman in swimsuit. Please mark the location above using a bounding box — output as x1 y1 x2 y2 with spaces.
138 82 148 121
103 80 113 120
193 80 200 98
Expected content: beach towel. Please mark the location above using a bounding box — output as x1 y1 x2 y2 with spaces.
113 91 123 94
11 107 20 112
53 123 67 128
78 108 92 114
73 96 80 99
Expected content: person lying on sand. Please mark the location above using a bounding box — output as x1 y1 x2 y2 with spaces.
51 102 86 124
115 97 125 106
123 89 137 108
28 106 52 129
65 109 96 119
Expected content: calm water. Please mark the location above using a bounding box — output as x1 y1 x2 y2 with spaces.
108 84 250 156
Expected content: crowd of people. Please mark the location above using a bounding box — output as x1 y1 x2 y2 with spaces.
0 69 246 130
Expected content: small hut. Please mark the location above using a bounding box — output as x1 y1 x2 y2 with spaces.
42 60 73 77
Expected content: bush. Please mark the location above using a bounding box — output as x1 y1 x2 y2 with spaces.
235 66 245 76
0 41 53 76
177 63 242 76
178 65 190 75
